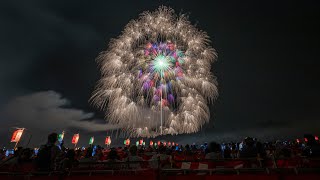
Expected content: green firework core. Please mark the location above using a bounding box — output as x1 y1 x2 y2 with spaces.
151 55 171 77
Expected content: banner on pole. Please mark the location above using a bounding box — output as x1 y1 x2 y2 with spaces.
72 134 79 144
11 129 24 142
89 136 94 145
124 138 130 146
105 136 111 145
139 139 143 146
58 131 65 142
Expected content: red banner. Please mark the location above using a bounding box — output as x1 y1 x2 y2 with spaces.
125 139 130 146
11 129 24 142
72 134 79 144
105 136 111 145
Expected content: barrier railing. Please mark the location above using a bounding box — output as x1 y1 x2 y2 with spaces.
0 157 320 178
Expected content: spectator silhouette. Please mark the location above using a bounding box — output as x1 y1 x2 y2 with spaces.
240 137 258 158
205 142 222 160
36 133 62 171
60 149 77 170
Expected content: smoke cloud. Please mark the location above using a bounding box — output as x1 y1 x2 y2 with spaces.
0 90 118 147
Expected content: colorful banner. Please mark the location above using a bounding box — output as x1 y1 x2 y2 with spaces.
72 134 79 144
139 139 143 146
89 136 94 145
105 136 111 145
58 131 65 142
124 138 130 146
11 129 24 142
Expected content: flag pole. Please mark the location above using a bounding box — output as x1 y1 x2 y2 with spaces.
160 93 163 135
13 128 25 150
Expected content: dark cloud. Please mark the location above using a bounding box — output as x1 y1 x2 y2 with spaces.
0 91 119 147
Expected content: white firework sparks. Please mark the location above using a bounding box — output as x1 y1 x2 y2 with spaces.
90 6 218 137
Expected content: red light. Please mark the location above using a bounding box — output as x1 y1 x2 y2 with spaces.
315 136 319 141
304 138 308 142
296 139 300 143
105 136 111 145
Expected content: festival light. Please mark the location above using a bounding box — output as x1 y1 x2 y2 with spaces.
150 140 154 146
11 129 24 143
89 136 94 145
72 134 79 145
105 136 111 145
58 131 65 142
124 139 130 146
139 139 143 146
315 136 319 141
91 6 218 137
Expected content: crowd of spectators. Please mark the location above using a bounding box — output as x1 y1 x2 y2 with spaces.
0 133 320 172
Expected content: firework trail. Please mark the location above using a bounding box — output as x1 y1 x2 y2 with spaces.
91 6 218 137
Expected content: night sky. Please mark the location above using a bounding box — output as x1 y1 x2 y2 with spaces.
0 0 319 147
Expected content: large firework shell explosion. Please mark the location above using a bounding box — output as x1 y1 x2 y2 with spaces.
91 6 218 137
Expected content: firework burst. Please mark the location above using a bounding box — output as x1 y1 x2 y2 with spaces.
91 6 218 137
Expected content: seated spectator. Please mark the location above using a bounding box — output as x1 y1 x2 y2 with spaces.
18 148 32 163
125 145 143 169
150 145 171 168
224 145 232 159
106 148 121 162
240 137 258 158
60 149 78 170
230 143 239 159
256 141 266 159
205 142 222 160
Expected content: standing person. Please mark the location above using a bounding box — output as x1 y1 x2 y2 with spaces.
36 133 62 171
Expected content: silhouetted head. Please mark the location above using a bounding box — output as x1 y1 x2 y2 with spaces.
129 145 138 155
48 133 58 144
244 137 255 147
107 148 119 160
208 142 221 153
